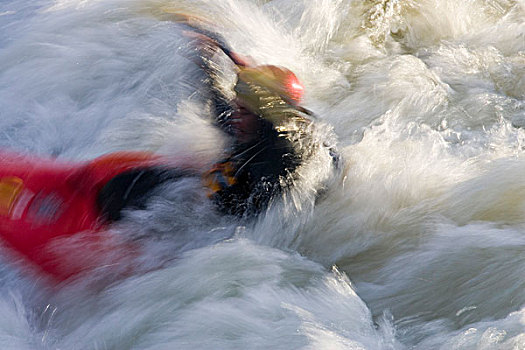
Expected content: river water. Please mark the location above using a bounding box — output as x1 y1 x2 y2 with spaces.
0 0 524 349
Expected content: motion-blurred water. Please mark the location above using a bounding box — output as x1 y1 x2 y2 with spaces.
1 0 524 349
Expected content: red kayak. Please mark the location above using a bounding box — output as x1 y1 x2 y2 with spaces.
0 150 169 283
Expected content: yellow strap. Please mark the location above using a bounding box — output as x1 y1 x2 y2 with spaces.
0 177 24 216
202 161 237 197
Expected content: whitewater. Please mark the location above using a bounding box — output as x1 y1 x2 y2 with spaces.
0 0 524 349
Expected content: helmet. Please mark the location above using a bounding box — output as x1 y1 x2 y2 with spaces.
235 65 304 105
233 65 305 125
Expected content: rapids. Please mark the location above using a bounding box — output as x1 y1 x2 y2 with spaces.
0 0 524 349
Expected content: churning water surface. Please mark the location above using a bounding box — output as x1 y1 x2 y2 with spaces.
0 0 525 349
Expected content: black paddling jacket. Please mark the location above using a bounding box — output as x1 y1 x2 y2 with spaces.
209 118 302 217
207 87 339 217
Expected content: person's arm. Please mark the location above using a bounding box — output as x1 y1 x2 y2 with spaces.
172 15 251 135
169 12 253 67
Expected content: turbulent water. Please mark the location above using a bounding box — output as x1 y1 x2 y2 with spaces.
1 0 525 348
